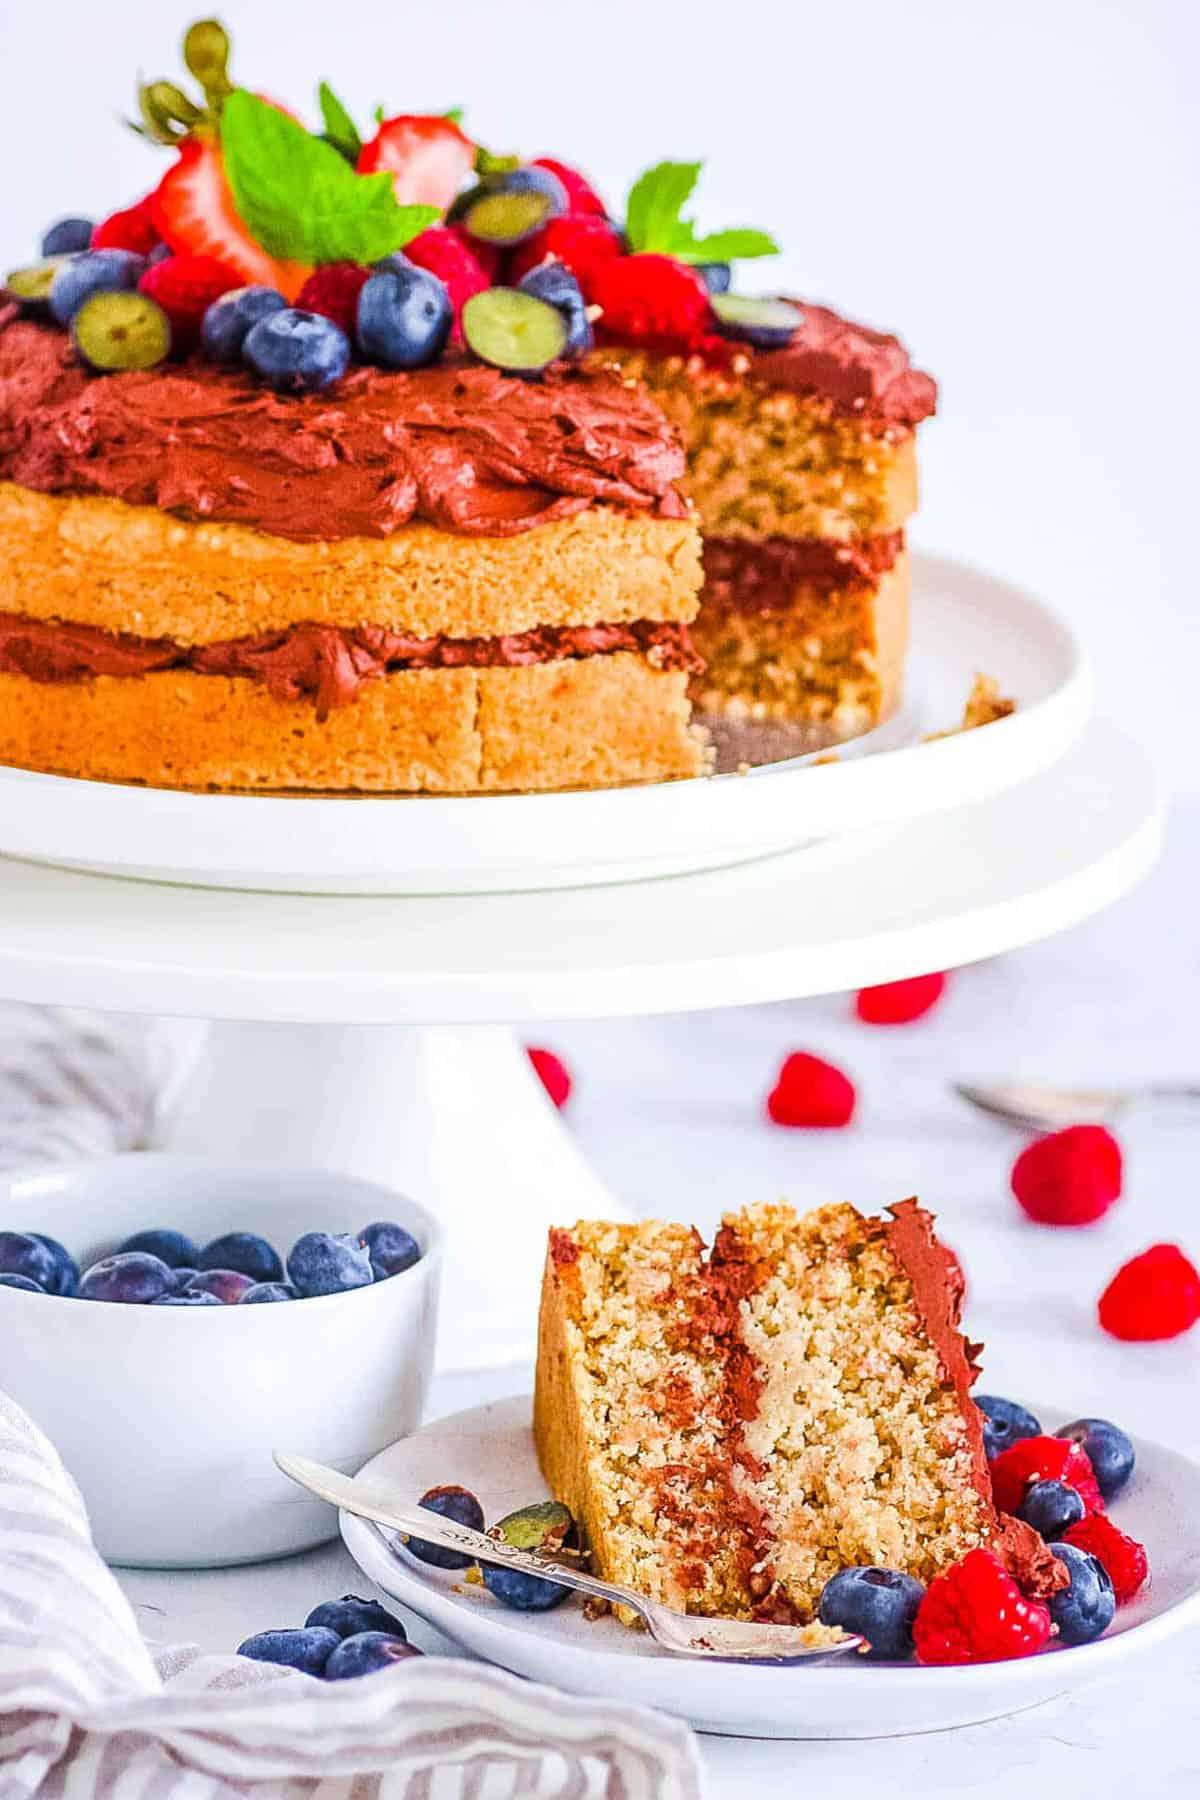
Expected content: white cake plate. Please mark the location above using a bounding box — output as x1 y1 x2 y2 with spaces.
0 553 1088 894
0 715 1161 1370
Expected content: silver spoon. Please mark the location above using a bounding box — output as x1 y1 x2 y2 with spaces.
954 1080 1200 1132
275 1452 860 1663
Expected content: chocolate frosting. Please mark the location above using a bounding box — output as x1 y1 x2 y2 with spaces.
702 531 904 612
743 303 936 428
0 317 689 543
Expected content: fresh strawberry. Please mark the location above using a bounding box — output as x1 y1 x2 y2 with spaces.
530 158 607 217
589 252 713 353
295 263 372 337
989 1435 1104 1517
357 114 476 211
151 136 310 299
402 225 489 331
92 197 160 256
138 253 240 350
505 213 623 292
913 1549 1051 1665
528 1047 572 1110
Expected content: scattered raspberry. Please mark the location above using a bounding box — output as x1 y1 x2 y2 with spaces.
528 1047 572 1109
504 214 623 293
1098 1242 1200 1341
1062 1514 1149 1603
913 1548 1051 1665
589 253 713 353
295 262 371 337
855 971 947 1025
1011 1124 1122 1227
989 1435 1104 1517
403 225 490 330
92 197 160 256
530 157 608 217
137 253 240 349
765 1052 856 1129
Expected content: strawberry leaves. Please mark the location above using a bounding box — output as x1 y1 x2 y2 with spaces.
624 160 777 264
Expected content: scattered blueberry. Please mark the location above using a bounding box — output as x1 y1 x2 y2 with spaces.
41 217 94 257
696 261 731 294
48 249 146 326
1056 1418 1135 1501
479 1501 575 1611
78 1251 174 1304
0 1273 46 1293
118 1229 199 1270
237 1625 341 1676
324 1630 420 1677
406 1483 487 1570
480 1563 570 1612
242 308 350 394
1017 1478 1086 1541
710 292 803 349
817 1566 925 1660
305 1594 407 1640
358 1220 421 1281
199 1232 283 1284
31 1234 79 1296
976 1395 1043 1462
461 288 567 376
454 166 567 247
201 285 287 363
241 1281 296 1303
1048 1542 1116 1645
356 265 452 370
0 1231 59 1292
151 1290 223 1306
184 1268 256 1304
517 262 593 353
286 1231 373 1298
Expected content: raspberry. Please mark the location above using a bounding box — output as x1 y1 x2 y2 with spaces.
855 971 947 1025
1062 1514 1148 1603
92 197 160 256
589 253 713 353
989 1435 1104 1517
137 253 240 349
528 1047 572 1109
1011 1124 1122 1227
403 226 490 329
504 214 623 293
913 1549 1051 1665
1098 1242 1200 1341
530 158 608 217
295 263 372 337
765 1052 856 1129
449 222 500 283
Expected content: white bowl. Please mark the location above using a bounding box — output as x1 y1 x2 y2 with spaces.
0 1152 441 1568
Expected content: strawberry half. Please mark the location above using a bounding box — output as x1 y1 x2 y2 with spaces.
357 114 476 211
151 136 310 300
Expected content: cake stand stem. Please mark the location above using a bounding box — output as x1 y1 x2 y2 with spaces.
155 1022 626 1372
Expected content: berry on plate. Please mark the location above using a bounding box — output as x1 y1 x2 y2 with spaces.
356 113 476 211
988 1434 1104 1517
480 1502 576 1612
913 1548 1051 1665
198 1231 283 1285
138 252 240 348
356 263 453 370
41 216 95 256
766 1052 856 1129
1062 1513 1148 1603
855 971 948 1025
117 1228 198 1269
975 1394 1042 1462
406 1483 486 1570
294 262 372 337
325 1630 420 1677
504 214 624 292
305 1594 407 1640
589 252 712 352
1048 1542 1116 1644
528 1045 573 1109
817 1565 924 1660
402 226 490 327
530 157 608 217
1011 1123 1123 1227
243 308 351 393
237 1625 340 1676
1016 1478 1086 1540
92 198 160 257
1098 1243 1200 1341
200 284 286 362
286 1229 373 1297
1055 1418 1135 1500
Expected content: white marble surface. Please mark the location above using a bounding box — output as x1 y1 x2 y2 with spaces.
117 805 1200 1797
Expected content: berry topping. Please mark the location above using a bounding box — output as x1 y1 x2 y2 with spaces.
356 263 453 370
454 166 568 249
294 262 373 337
461 288 568 376
117 1228 199 1269
1055 1418 1135 1500
402 226 490 327
817 1565 924 1660
766 1051 856 1129
1048 1542 1116 1644
240 1282 295 1302
200 284 287 362
711 293 803 349
1016 1478 1086 1540
855 971 948 1025
238 1625 340 1676
975 1395 1043 1462
1098 1243 1200 1340
1011 1123 1123 1227
72 291 172 373
1062 1513 1148 1603
286 1229 373 1297
325 1631 420 1677
30 1233 79 1297
589 252 712 352
4 259 73 318
78 1251 174 1304
0 1231 58 1291
528 1045 573 1109
92 198 160 257
358 1220 421 1280
912 1548 1052 1665
530 158 607 218
198 1231 283 1284
356 112 476 211
138 251 240 348
518 262 594 353
504 213 623 292
481 1501 576 1611
152 136 309 298
41 217 95 257
407 1483 486 1570
989 1434 1104 1518
243 307 351 393
184 1268 256 1304
305 1594 407 1640
48 249 146 327
696 262 731 294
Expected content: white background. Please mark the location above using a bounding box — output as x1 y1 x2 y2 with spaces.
4 0 1198 782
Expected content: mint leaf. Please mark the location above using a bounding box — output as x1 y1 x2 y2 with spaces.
221 90 438 264
318 80 361 161
443 107 465 126
680 227 779 262
623 158 778 264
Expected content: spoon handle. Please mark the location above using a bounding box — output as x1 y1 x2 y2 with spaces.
1148 1084 1200 1104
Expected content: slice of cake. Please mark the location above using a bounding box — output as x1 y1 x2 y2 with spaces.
535 1200 1057 1623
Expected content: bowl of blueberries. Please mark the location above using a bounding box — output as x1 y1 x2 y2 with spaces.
0 1152 441 1569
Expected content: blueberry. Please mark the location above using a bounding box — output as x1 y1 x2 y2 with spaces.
117 1229 198 1270
480 1563 571 1612
479 1500 575 1611
356 266 452 370
710 293 803 349
406 1484 486 1570
199 1232 283 1284
241 1281 296 1303
146 243 173 267
242 308 350 394
696 261 731 294
78 1251 174 1304
71 292 171 374
1017 1478 1086 1541
151 1290 223 1306
41 217 94 257
184 1268 256 1304
0 1231 59 1291
324 1630 420 1677
169 1266 199 1291
30 1234 79 1296
0 1273 46 1293
48 249 146 326
817 1566 925 1660
453 166 568 248
4 259 74 318
286 1231 373 1298
305 1594 407 1639
237 1626 340 1676
200 285 287 363
358 1220 421 1281
1056 1418 1135 1501
976 1395 1043 1462
1048 1542 1116 1645
517 262 593 353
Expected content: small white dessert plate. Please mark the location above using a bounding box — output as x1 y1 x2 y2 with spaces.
341 1394 1200 1740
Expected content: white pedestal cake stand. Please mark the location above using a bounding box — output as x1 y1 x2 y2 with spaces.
0 715 1161 1369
